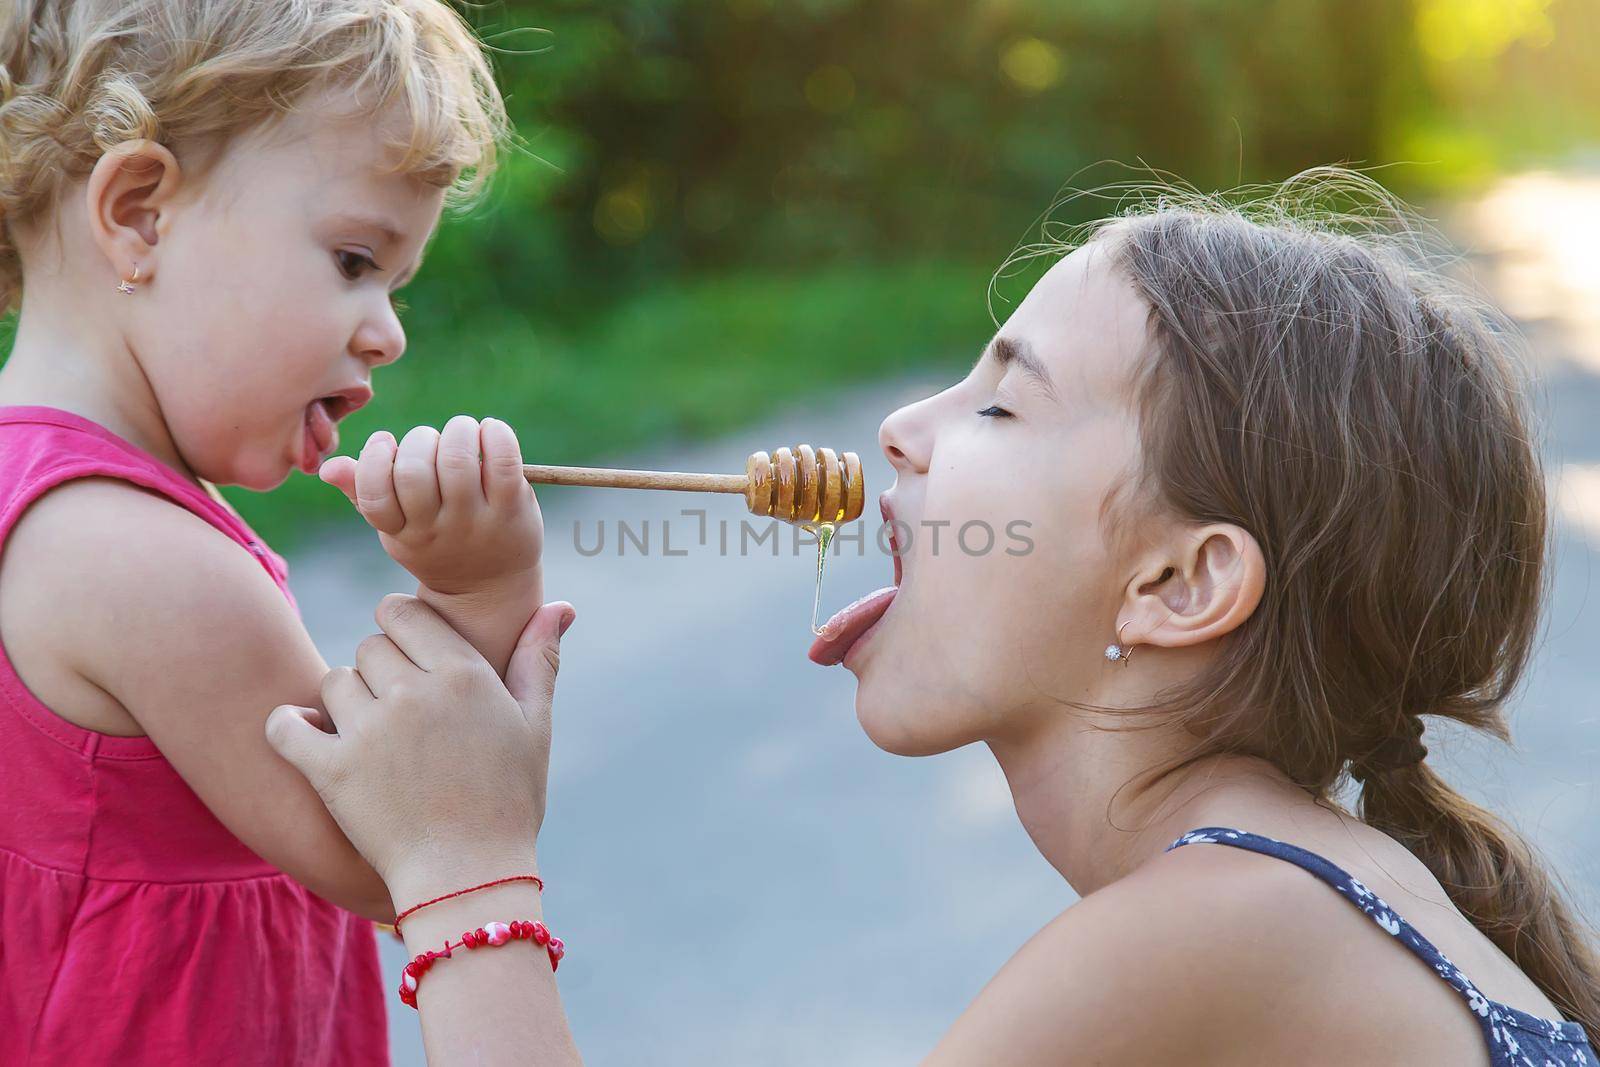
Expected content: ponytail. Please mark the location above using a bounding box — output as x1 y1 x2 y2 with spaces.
1360 761 1600 1046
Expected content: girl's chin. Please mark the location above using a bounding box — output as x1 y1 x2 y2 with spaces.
222 455 295 493
853 678 963 758
238 456 292 490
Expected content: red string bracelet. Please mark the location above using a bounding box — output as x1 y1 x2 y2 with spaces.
393 875 543 935
398 920 564 1008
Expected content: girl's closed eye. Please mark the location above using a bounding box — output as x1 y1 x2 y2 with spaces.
334 249 383 280
976 403 1014 419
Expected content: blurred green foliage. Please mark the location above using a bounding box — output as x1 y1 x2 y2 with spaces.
466 0 1597 303
2 0 1596 545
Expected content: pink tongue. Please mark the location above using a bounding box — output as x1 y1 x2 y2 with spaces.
808 586 896 666
307 400 334 455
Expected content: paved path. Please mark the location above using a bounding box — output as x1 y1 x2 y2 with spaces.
287 176 1600 1065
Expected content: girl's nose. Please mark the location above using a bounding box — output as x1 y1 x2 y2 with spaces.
352 301 406 368
878 392 939 475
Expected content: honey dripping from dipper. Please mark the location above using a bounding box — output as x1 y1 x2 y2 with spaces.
518 442 864 634
740 445 860 636
806 521 837 636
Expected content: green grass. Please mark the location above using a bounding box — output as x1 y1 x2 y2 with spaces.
219 261 994 548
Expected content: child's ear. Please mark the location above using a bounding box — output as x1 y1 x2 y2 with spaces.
1119 523 1265 650
84 139 183 287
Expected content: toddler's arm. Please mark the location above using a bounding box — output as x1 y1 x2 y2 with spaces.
3 479 393 919
320 415 544 676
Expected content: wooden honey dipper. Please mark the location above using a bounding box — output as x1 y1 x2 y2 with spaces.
521 446 866 524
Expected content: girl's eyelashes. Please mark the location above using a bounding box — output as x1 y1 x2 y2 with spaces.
334 250 407 312
336 249 407 314
335 249 383 280
976 403 1014 419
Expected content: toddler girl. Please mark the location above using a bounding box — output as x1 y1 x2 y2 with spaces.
0 2 542 1062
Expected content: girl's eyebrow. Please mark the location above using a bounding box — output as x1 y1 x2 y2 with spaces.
324 206 406 246
976 335 1060 402
327 209 406 246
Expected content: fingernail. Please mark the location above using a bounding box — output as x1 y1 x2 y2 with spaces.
557 609 576 638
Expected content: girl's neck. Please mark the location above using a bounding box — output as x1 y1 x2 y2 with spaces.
986 709 1317 896
0 299 202 488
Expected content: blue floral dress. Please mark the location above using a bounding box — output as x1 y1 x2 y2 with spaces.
1168 828 1595 1066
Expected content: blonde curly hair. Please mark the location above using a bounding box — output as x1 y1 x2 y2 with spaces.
0 0 510 315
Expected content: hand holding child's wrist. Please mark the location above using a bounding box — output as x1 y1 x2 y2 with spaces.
268 598 570 929
419 564 542 607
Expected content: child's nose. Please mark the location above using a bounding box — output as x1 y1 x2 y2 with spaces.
352 310 405 368
878 395 936 475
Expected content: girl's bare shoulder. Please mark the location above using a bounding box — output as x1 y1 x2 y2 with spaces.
924 841 1484 1066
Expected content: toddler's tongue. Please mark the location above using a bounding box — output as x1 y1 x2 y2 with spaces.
808 586 896 666
302 400 335 473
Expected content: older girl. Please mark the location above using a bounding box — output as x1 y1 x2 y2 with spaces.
278 174 1600 1065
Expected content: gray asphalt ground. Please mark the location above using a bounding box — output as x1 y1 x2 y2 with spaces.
287 174 1600 1065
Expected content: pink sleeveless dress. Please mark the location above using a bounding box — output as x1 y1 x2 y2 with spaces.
0 406 387 1065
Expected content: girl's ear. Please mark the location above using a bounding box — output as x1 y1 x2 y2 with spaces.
85 139 183 285
1119 523 1265 650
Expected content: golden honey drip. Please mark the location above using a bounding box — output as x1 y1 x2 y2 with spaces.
516 443 860 634
807 521 837 636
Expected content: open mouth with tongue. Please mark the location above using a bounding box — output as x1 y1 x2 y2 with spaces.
298 387 371 474
809 494 903 667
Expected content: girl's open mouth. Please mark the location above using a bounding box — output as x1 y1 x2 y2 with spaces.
808 494 904 666
298 387 372 474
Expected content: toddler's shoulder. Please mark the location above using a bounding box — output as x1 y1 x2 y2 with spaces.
12 471 200 537
3 476 300 687
10 475 258 589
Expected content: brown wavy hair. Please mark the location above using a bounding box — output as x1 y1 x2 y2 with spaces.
1017 168 1599 1042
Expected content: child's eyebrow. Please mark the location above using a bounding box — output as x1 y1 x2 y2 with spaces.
975 335 1060 402
327 209 406 247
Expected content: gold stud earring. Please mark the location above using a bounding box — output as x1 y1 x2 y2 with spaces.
115 264 140 295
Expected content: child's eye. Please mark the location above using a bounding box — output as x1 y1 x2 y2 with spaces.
976 404 1013 419
335 249 382 280
390 294 408 315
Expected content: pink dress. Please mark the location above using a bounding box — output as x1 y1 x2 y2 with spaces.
0 406 387 1065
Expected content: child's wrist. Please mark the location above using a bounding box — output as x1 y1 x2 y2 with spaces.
417 567 542 612
413 569 544 677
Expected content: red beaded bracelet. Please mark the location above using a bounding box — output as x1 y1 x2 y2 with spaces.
393 874 544 935
398 920 565 1009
